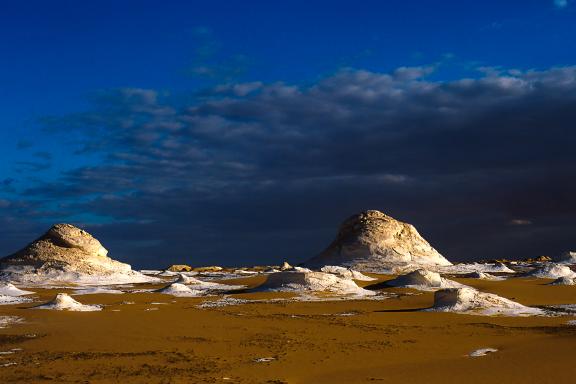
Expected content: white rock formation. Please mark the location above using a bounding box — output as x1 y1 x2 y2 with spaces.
0 282 33 296
528 264 576 279
320 265 376 281
386 269 464 291
430 287 544 316
173 273 244 291
34 293 102 311
437 262 515 275
466 271 501 280
552 251 576 264
0 224 157 285
257 270 375 296
304 210 451 272
156 283 203 297
280 261 293 271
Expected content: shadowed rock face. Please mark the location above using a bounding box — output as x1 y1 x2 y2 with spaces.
305 210 451 271
0 223 131 275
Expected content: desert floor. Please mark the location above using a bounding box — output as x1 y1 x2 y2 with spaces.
1 274 576 383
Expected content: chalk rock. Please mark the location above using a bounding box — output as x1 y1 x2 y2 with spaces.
387 269 464 291
0 223 154 284
305 210 451 272
257 270 374 296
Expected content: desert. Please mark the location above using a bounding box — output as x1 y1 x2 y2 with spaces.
1 214 576 383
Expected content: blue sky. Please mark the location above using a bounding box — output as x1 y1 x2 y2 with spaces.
1 1 576 267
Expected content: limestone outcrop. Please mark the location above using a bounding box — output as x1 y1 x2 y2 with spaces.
305 210 451 272
0 223 154 284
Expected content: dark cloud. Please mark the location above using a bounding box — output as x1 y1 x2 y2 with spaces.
3 66 576 267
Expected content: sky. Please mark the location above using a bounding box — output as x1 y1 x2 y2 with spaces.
1 0 576 268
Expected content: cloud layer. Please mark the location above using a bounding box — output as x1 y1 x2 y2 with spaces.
3 65 576 267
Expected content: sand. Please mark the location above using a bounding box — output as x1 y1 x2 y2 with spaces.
0 274 576 383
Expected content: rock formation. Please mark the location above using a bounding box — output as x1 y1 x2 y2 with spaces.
34 293 102 311
527 264 576 279
156 283 203 297
0 223 155 284
319 265 376 281
256 270 375 296
167 264 193 272
431 287 543 316
305 210 451 272
386 269 464 291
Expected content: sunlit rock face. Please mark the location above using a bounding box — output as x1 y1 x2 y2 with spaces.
0 223 150 283
305 210 451 272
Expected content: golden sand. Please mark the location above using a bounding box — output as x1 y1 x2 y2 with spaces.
0 275 575 383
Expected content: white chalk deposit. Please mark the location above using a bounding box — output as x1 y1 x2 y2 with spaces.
386 269 465 291
304 210 451 272
0 224 158 285
430 287 544 316
34 293 102 311
256 270 375 296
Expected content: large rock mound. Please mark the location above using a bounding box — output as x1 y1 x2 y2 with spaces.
0 223 154 284
305 210 451 272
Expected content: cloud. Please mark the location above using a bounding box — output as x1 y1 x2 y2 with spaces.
3 65 576 267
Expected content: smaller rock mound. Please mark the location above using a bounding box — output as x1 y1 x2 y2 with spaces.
431 287 544 316
167 264 192 272
438 262 515 275
528 264 576 279
466 272 501 280
280 261 293 271
549 276 576 286
173 274 243 291
387 269 464 291
0 282 34 297
552 251 576 264
174 273 203 285
257 271 374 296
34 293 102 311
156 283 203 297
320 265 376 281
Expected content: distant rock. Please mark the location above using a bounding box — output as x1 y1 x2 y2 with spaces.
280 261 293 271
257 270 375 296
0 223 156 285
193 266 223 272
305 210 451 272
386 269 464 291
167 264 193 272
319 265 376 281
